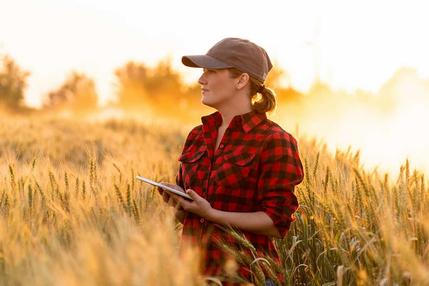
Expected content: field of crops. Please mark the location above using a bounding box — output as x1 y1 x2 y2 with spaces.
0 114 428 285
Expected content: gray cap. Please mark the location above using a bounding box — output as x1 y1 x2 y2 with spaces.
182 38 273 83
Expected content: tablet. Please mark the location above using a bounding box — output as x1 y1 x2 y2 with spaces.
136 176 193 200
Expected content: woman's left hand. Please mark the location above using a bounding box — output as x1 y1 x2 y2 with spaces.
176 189 213 219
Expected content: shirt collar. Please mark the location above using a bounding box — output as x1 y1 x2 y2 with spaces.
201 110 267 133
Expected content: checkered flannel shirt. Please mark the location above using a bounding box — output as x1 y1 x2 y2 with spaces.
176 110 304 279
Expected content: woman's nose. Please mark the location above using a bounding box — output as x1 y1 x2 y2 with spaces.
198 72 207 85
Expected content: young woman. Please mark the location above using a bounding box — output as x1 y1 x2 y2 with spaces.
159 38 304 284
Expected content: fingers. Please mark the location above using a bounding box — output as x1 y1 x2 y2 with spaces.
168 193 182 207
177 196 193 212
157 183 193 209
185 189 198 200
157 182 187 205
162 191 171 203
158 182 178 203
157 186 170 203
159 189 179 206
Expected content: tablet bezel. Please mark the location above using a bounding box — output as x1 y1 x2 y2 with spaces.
136 176 193 200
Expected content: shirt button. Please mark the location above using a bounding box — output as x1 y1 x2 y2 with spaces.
200 218 205 223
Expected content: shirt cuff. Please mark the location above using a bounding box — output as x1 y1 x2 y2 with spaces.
263 208 294 237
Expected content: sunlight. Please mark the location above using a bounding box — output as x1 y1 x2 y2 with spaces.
274 68 429 176
1 0 429 176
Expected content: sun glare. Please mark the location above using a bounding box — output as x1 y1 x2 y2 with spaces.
1 0 429 175
271 66 429 176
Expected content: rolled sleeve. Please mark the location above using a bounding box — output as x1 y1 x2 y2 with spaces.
258 132 304 237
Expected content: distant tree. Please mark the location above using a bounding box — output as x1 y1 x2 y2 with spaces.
115 58 186 109
114 59 301 121
114 61 148 108
0 55 30 108
145 59 184 103
44 72 98 112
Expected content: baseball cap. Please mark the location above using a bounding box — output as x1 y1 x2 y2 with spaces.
182 38 273 83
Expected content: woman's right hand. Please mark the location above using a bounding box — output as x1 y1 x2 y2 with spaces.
157 182 182 206
157 183 187 223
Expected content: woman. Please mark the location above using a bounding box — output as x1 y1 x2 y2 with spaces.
159 38 304 284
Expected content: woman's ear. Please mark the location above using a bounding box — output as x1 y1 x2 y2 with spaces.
236 73 250 90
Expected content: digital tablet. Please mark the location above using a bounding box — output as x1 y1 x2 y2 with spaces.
136 176 193 200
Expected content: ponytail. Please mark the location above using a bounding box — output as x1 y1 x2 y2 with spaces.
227 68 277 113
250 82 276 113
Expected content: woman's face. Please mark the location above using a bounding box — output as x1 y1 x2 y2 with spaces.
198 68 237 109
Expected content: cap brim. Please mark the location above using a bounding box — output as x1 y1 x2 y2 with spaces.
182 55 232 69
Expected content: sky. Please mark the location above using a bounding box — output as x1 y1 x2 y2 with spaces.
1 0 429 175
1 0 429 107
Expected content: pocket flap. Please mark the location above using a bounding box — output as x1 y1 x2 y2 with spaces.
224 150 257 166
179 150 205 163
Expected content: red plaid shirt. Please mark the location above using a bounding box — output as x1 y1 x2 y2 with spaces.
176 110 304 280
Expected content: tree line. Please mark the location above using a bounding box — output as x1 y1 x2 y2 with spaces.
0 54 303 117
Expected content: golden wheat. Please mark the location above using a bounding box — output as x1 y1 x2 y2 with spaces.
0 113 428 285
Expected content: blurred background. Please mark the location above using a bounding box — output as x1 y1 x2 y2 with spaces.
1 0 428 175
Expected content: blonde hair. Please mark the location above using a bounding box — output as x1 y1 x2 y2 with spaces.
228 68 276 113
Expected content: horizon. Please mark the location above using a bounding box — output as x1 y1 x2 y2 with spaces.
1 0 429 107
1 0 429 177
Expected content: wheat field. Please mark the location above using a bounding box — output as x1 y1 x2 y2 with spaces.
0 113 428 286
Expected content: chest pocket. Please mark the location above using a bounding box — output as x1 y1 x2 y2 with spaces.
215 148 259 189
179 150 205 163
179 149 206 190
223 151 256 166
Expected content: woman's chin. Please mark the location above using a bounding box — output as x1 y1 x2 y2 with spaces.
201 96 211 105
201 98 217 109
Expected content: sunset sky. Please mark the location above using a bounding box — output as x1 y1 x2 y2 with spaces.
1 0 429 175
1 0 429 106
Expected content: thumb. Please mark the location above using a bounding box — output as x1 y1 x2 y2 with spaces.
186 189 199 200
